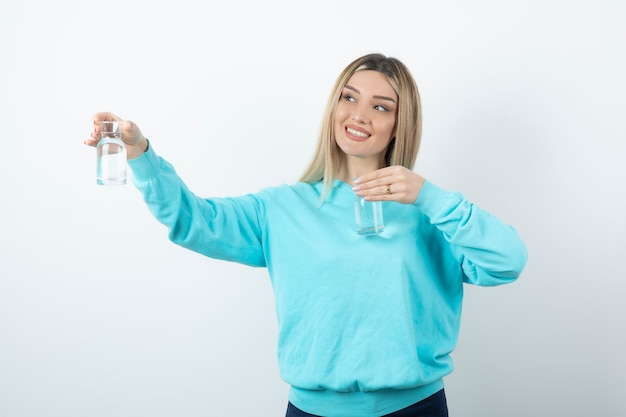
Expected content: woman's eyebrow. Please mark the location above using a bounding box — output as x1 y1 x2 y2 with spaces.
345 84 396 103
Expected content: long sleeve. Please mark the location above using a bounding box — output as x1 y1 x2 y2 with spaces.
414 180 528 286
127 145 266 267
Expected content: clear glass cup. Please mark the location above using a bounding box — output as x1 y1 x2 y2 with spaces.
355 196 384 235
96 121 127 186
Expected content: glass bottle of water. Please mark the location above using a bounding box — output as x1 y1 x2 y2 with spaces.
96 121 127 186
355 196 384 235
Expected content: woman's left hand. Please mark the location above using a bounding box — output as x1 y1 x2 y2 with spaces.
353 166 426 204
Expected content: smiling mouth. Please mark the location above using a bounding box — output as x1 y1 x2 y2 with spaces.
346 127 370 138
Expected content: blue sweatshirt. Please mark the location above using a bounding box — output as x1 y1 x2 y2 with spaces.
128 145 527 417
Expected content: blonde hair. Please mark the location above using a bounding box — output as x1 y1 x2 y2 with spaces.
299 53 422 200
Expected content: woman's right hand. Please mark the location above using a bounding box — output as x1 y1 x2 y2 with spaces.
85 112 148 160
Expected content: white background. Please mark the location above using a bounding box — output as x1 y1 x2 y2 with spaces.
1 1 624 416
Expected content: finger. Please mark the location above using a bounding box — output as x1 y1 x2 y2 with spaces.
84 112 111 148
362 190 396 202
85 122 102 147
121 120 146 148
91 111 121 124
355 166 391 184
122 120 137 136
90 112 126 141
354 181 391 199
355 173 395 192
83 139 99 147
91 113 111 136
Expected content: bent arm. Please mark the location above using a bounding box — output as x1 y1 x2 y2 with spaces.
128 143 266 267
415 181 528 286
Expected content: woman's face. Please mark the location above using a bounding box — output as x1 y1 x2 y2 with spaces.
334 70 398 166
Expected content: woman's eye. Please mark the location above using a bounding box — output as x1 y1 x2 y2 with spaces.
342 94 356 102
375 104 389 112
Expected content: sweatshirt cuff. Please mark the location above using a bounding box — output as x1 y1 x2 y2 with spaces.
127 140 161 182
413 180 451 218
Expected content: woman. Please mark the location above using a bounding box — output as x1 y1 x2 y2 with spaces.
85 53 527 417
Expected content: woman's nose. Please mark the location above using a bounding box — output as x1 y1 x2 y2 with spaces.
352 106 369 123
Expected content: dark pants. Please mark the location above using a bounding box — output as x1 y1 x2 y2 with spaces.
285 389 449 417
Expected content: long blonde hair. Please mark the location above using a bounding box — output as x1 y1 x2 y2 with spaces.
299 53 422 200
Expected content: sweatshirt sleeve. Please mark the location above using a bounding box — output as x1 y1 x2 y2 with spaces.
414 180 528 286
127 144 266 267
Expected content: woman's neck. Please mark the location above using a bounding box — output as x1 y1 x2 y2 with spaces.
339 156 385 185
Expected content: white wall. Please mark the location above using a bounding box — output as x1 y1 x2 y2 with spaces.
1 1 624 416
